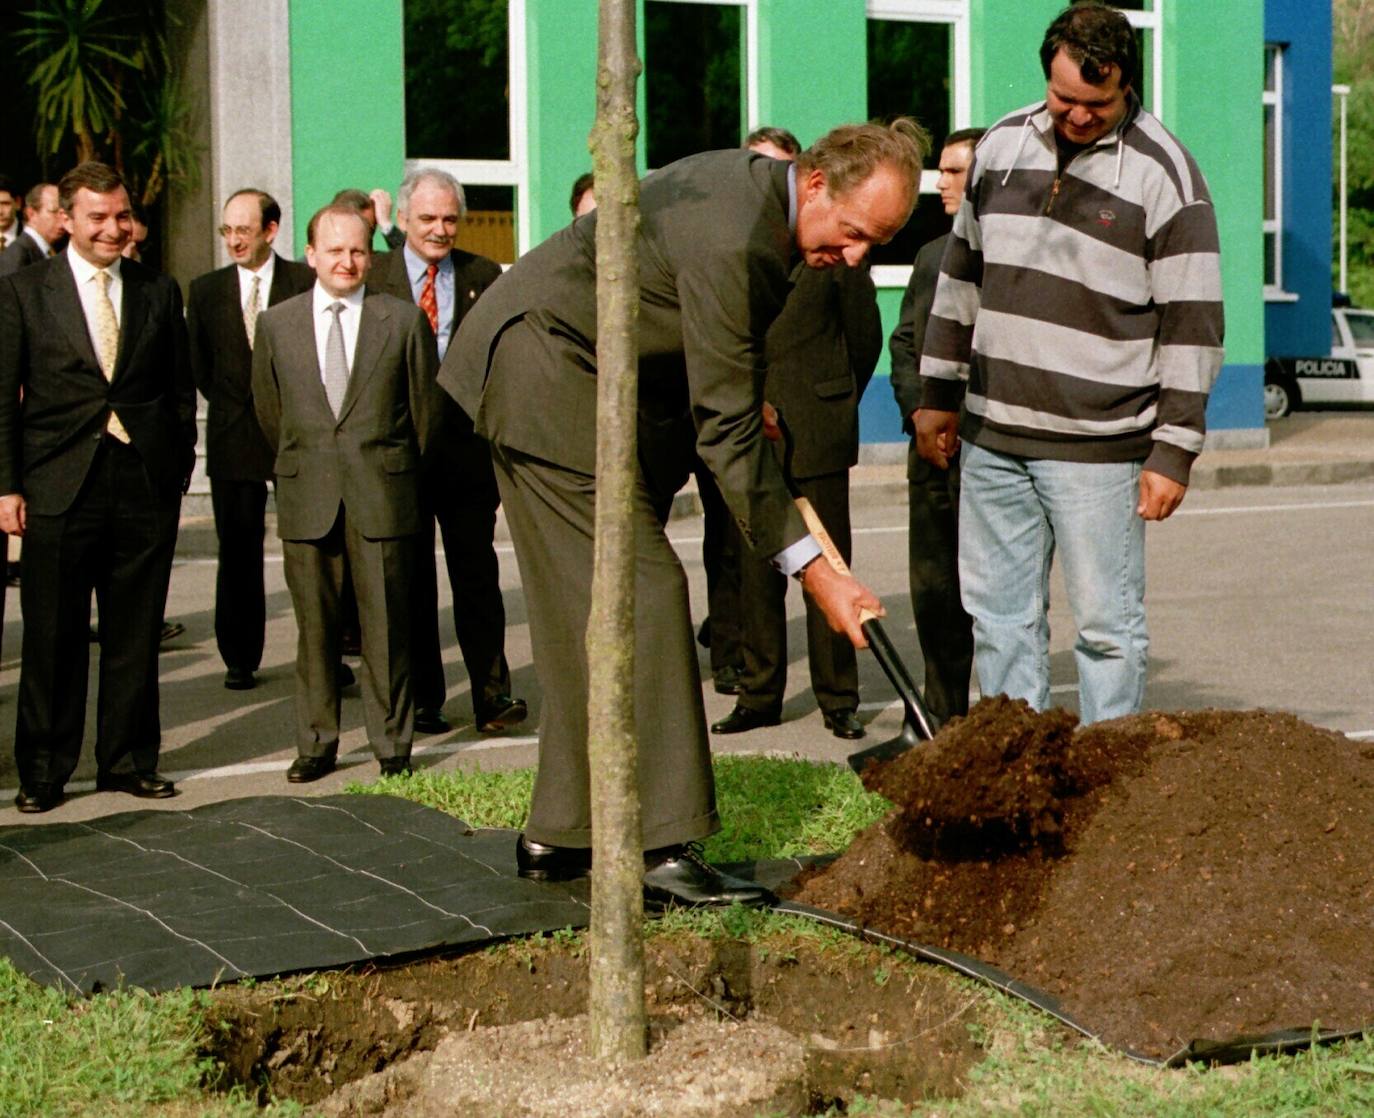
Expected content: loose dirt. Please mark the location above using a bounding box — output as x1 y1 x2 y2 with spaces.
206 933 998 1113
794 697 1374 1060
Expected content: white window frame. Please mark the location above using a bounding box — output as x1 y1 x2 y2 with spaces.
1263 42 1293 300
404 0 531 253
1122 3 1164 122
866 0 970 289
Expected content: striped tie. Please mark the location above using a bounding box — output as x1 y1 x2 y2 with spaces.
244 275 261 349
93 271 131 444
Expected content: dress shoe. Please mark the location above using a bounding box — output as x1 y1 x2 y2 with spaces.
643 843 774 908
515 833 591 882
414 707 450 735
160 620 186 644
822 709 865 740
286 754 337 784
338 662 356 688
96 771 176 798
712 664 744 696
378 757 413 778
14 783 63 813
710 704 781 735
224 668 257 691
477 694 528 734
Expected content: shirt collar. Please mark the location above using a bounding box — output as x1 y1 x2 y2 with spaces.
238 252 276 284
67 247 122 288
404 242 452 284
312 281 365 315
23 226 52 255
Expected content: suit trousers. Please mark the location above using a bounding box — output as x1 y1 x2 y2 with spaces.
409 433 513 719
282 508 415 759
209 477 269 673
491 442 720 850
737 470 858 716
691 462 743 677
15 437 180 786
907 440 973 724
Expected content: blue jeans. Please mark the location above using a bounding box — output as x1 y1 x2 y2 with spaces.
958 444 1147 724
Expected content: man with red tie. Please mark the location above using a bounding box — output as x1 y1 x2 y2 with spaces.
366 169 526 738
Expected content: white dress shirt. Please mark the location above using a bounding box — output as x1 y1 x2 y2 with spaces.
237 253 276 309
67 249 123 338
311 282 364 385
22 225 53 257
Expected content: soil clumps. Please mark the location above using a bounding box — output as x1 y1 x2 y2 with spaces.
794 697 1374 1059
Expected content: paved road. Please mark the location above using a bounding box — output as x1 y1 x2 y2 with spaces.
3 475 1372 825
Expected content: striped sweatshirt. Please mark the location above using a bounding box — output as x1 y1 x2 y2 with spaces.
919 94 1224 484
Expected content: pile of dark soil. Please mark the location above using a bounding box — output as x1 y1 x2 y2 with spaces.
794 697 1374 1059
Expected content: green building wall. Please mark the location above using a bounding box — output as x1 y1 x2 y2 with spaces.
283 0 1264 438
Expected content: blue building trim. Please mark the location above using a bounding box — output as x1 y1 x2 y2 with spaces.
1264 0 1334 358
1207 363 1266 431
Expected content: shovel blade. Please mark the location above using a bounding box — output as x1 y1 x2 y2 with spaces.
846 717 926 774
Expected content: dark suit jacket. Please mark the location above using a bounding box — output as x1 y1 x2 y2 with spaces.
0 252 196 513
764 263 881 481
251 289 438 542
187 253 315 482
888 233 947 437
367 246 502 475
439 148 806 556
0 233 47 278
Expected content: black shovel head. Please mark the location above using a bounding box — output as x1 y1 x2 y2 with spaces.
846 618 938 774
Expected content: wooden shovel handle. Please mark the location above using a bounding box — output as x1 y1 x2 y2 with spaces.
794 495 881 624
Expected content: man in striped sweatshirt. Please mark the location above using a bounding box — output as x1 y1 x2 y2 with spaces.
916 1 1223 725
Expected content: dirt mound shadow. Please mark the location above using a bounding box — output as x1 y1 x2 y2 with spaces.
796 697 1374 1059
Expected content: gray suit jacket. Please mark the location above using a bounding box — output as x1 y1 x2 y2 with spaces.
438 148 807 556
251 289 438 542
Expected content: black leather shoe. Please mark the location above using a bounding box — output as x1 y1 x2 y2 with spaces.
822 710 865 740
477 694 528 734
712 665 744 696
15 783 63 813
224 668 257 691
96 771 176 798
643 843 774 908
710 704 781 735
378 757 413 778
337 662 356 688
160 620 186 644
286 754 337 784
414 707 450 735
515 833 591 881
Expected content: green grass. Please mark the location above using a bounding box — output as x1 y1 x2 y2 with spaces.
6 755 1374 1115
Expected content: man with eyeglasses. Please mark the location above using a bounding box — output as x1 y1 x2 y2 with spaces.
186 189 314 690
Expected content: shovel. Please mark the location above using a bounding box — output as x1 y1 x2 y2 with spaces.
773 411 936 773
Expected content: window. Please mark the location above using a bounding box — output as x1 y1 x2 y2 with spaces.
1263 43 1284 295
402 0 528 261
865 0 970 277
645 1 746 169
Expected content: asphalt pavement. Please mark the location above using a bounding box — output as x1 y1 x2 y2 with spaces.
3 412 1373 826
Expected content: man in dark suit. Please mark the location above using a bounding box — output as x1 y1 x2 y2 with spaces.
710 260 881 740
0 183 64 276
0 175 20 252
187 189 315 690
888 128 983 725
440 119 926 905
367 168 526 736
0 161 196 812
251 203 436 783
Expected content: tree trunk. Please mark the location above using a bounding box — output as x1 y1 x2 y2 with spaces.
586 0 646 1066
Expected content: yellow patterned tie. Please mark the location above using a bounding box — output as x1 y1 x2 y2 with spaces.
244 275 261 349
93 270 131 444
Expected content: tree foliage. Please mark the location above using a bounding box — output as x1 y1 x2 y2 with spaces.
403 0 510 160
13 0 200 208
1334 0 1374 304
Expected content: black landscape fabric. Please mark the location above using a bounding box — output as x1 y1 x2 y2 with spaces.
0 795 591 995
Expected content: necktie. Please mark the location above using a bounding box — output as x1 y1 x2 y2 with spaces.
244 275 261 349
93 271 131 444
324 302 349 418
418 264 439 334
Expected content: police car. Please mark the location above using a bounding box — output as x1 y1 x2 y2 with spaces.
1264 301 1374 419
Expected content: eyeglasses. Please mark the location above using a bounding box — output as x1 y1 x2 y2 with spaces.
218 225 260 239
